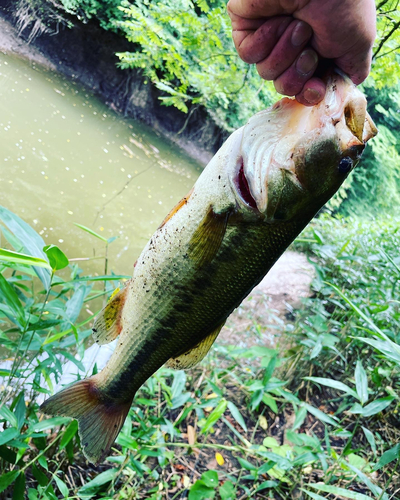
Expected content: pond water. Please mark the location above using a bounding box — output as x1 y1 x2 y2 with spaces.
0 52 202 276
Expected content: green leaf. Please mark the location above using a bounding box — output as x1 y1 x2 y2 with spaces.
254 480 278 492
12 471 25 500
189 480 216 500
0 274 26 327
0 470 20 494
292 406 307 431
74 223 108 243
361 426 376 456
78 468 118 494
0 406 18 428
237 457 256 470
31 417 71 432
355 360 368 405
373 443 400 471
307 483 373 499
0 428 19 446
43 245 69 271
201 470 218 488
301 489 330 500
305 404 339 426
349 397 394 417
227 401 247 432
60 274 130 284
54 475 69 498
0 248 51 269
201 399 227 434
60 420 78 450
0 205 51 289
219 480 235 500
304 377 358 399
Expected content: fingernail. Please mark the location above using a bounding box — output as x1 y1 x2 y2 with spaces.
296 50 318 75
303 88 321 105
291 21 312 46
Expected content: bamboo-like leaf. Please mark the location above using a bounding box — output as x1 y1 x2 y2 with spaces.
201 399 227 434
361 426 377 456
0 206 51 289
0 248 51 269
227 401 247 432
74 223 108 243
349 397 394 417
307 483 373 499
305 404 338 426
304 377 358 400
373 443 400 471
0 274 26 327
0 470 20 494
355 360 368 405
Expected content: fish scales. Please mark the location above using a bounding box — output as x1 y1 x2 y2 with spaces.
40 71 378 464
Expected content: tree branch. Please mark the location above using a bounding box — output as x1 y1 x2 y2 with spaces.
373 20 400 59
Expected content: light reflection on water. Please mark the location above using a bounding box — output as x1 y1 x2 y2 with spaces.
0 53 202 276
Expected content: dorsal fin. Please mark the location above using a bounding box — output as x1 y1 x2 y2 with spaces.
158 188 194 229
92 284 130 345
187 206 230 268
165 322 225 370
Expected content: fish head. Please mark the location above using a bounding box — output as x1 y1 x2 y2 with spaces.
234 71 377 220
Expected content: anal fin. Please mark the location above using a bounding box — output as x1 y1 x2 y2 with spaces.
188 206 230 268
165 322 225 370
92 284 130 345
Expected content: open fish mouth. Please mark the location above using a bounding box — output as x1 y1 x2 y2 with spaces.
235 159 258 210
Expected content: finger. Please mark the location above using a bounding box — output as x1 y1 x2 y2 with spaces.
272 48 319 97
335 46 373 85
232 16 293 64
295 77 326 106
255 20 313 80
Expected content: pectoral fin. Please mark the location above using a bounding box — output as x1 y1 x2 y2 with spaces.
188 206 230 268
92 284 130 345
166 322 225 370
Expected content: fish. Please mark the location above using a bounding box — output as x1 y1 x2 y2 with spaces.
40 70 377 464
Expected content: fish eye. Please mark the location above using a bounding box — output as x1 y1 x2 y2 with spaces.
338 156 353 174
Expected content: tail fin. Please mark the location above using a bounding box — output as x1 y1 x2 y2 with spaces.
40 377 131 464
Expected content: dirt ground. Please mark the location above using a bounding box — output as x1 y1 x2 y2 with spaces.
0 15 55 69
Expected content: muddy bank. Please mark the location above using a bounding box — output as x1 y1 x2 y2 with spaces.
0 1 225 164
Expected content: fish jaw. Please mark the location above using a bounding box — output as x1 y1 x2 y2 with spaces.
232 71 377 218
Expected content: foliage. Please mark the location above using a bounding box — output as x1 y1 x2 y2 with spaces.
116 0 278 131
1 208 400 496
371 0 400 87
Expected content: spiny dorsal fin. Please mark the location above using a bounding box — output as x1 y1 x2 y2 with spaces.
187 206 230 268
158 188 194 229
92 284 130 345
165 322 225 370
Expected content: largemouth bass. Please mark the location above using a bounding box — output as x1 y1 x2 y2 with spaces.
41 71 377 464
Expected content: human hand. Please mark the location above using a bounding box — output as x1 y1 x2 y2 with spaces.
227 0 376 105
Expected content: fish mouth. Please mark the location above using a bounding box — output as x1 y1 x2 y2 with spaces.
234 159 258 210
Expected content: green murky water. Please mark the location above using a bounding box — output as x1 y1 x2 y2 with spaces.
0 53 202 276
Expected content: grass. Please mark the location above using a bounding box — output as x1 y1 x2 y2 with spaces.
0 207 399 499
